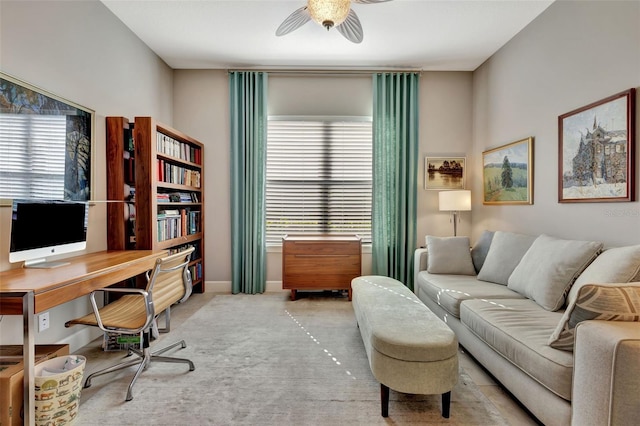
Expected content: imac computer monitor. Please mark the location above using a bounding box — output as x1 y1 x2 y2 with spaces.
9 199 89 268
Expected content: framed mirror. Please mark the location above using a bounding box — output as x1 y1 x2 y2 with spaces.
0 72 94 202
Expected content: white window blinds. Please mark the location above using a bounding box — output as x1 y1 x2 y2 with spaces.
266 117 372 245
0 115 66 199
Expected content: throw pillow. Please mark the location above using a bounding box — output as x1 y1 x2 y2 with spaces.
548 284 640 351
476 231 537 285
567 245 640 304
507 235 603 311
426 236 476 275
470 230 495 273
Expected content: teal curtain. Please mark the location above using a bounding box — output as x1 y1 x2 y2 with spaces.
229 71 268 294
371 73 419 289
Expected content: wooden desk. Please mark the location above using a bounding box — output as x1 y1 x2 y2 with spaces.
0 250 167 426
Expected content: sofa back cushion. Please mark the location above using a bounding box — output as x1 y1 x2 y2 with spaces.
548 283 640 351
470 230 495 273
567 245 640 305
426 236 476 275
507 235 603 311
477 231 536 285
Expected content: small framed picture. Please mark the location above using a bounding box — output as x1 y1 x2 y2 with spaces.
424 157 465 190
482 137 534 205
558 88 636 203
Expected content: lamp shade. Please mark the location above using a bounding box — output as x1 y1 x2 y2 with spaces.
439 190 471 212
308 0 351 29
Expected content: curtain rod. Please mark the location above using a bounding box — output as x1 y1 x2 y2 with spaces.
227 68 423 77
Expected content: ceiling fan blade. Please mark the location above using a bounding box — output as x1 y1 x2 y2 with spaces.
352 0 393 4
336 9 363 43
276 6 311 36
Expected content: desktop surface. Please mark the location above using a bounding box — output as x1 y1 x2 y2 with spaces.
0 250 166 314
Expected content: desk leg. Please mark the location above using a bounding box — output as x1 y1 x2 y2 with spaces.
23 292 35 426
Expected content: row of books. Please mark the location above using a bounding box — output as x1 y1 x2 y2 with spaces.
157 191 200 203
189 262 203 282
158 159 201 188
167 242 202 260
157 132 201 164
157 209 201 242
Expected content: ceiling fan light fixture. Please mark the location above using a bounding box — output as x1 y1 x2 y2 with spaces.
307 0 351 30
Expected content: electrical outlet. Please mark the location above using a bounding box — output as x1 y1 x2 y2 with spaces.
38 312 50 332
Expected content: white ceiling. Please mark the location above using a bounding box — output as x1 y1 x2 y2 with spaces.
101 0 554 71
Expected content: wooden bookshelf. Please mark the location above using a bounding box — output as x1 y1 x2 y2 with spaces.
106 116 205 292
106 117 135 251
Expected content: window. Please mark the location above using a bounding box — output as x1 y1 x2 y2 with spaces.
266 117 372 245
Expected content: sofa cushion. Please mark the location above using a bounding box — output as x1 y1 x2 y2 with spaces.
477 231 537 285
460 298 573 401
507 235 603 311
548 283 640 351
426 236 476 275
567 245 640 304
415 271 523 318
470 230 495 273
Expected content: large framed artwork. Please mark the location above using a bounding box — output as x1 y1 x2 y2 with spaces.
558 89 636 203
424 156 465 190
0 72 94 201
482 137 534 205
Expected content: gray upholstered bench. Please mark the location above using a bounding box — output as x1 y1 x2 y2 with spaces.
351 275 459 418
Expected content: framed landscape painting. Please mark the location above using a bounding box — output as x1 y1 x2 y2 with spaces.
482 137 534 205
424 156 465 190
558 89 636 203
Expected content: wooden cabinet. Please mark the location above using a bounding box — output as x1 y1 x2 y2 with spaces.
282 234 362 301
106 116 205 293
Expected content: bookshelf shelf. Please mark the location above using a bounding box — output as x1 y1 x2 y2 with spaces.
156 233 203 250
106 116 205 293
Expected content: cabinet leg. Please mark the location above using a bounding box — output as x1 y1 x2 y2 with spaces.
381 383 389 417
348 287 352 301
290 289 297 301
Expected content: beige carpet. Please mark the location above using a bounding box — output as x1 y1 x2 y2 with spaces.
76 292 508 425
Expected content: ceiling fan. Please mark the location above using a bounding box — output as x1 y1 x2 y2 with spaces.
276 0 393 44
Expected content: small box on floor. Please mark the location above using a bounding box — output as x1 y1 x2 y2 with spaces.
0 344 70 426
103 332 142 352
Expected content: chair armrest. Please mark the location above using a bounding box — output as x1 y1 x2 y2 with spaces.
571 320 640 426
89 288 152 334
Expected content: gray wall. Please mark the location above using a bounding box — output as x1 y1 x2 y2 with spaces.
0 0 174 349
172 71 474 291
471 0 640 246
1 0 638 348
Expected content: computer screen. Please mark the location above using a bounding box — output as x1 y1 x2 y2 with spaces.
9 199 88 268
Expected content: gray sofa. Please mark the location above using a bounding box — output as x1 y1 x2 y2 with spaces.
413 231 640 426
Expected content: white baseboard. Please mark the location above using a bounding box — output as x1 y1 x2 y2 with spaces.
204 281 286 293
61 327 103 353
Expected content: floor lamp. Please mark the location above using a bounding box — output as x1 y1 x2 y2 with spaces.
438 190 471 237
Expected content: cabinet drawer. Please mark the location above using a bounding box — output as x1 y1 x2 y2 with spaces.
283 273 357 289
283 254 361 275
283 241 360 255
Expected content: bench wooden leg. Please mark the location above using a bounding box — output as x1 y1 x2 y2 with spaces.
442 391 451 418
381 383 389 417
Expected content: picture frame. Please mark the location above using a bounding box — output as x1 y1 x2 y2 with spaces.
482 137 534 205
558 89 636 203
424 156 465 190
0 72 94 202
